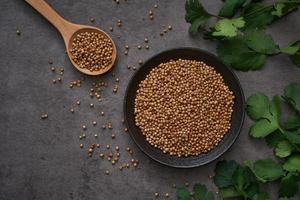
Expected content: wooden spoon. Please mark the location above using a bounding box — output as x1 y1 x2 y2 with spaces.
26 0 117 76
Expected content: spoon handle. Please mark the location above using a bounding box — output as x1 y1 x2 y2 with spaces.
25 0 77 42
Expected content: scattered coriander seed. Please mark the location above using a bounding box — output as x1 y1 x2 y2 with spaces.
99 153 104 158
185 182 189 187
115 146 119 151
94 134 98 138
101 111 105 116
108 122 112 129
126 147 130 151
115 78 119 82
137 45 142 50
129 150 133 154
133 163 137 167
154 4 158 8
106 144 110 149
163 29 168 33
82 125 87 130
108 157 111 161
116 0 119 4
16 29 21 35
79 135 82 140
102 125 106 129
117 19 121 23
124 50 128 55
41 114 48 119
96 144 100 148
90 17 95 23
172 184 177 188
125 45 129 49
109 27 113 31
90 103 94 108
119 166 123 170
111 160 116 165
124 128 128 132
82 133 86 138
111 134 116 139
92 121 97 126
70 108 74 113
144 38 149 43
138 60 143 65
149 15 154 20
69 84 73 88
160 32 164 36
132 66 136 70
88 153 92 157
190 192 194 196
127 65 131 69
145 45 149 50
88 148 93 153
131 159 135 163
52 79 56 84
154 192 159 198
165 193 169 198
117 23 122 27
126 163 130 168
108 153 113 157
168 25 172 30
114 157 119 161
105 170 110 175
50 67 55 72
116 153 120 158
80 144 83 148
76 101 80 105
149 10 153 15
57 77 62 82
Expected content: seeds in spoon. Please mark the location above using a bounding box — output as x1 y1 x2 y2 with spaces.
69 31 114 72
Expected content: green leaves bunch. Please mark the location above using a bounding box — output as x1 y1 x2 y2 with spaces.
185 0 300 71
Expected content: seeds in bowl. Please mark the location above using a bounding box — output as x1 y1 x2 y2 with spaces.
134 59 234 157
69 31 114 72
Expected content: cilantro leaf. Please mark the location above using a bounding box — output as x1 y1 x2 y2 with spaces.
219 0 246 17
275 140 294 158
246 94 280 138
285 130 300 144
278 172 300 198
177 187 191 200
243 3 274 29
284 83 300 113
272 1 300 18
219 187 241 199
193 184 214 200
252 193 269 200
281 39 300 67
244 29 279 55
246 92 271 120
217 37 266 71
245 159 284 182
212 17 245 37
185 0 211 35
284 115 300 130
265 130 285 147
271 3 286 17
213 160 238 188
283 155 300 172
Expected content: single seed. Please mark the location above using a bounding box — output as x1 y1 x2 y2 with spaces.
133 163 137 167
111 134 115 139
88 148 93 153
102 125 106 129
185 182 189 187
172 184 176 188
76 101 80 105
168 25 172 30
126 147 130 151
124 50 128 55
101 111 105 116
82 125 87 130
144 38 149 43
82 133 86 138
125 45 129 49
165 193 169 198
90 103 94 108
127 65 131 69
154 4 158 8
96 144 100 148
115 78 119 82
109 27 113 31
93 121 97 126
154 192 159 198
138 60 143 65
132 66 136 70
149 15 154 20
52 79 56 84
160 32 164 36
119 166 123 170
94 134 98 137
105 170 110 175
149 10 153 15
58 77 62 82
70 108 74 113
190 192 194 196
115 146 119 151
80 144 83 148
50 67 55 72
106 144 110 149
99 153 104 158
137 45 142 50
124 128 128 132
145 45 149 50
111 160 116 165
41 114 48 119
88 153 92 157
16 29 21 35
79 135 82 140
90 17 95 23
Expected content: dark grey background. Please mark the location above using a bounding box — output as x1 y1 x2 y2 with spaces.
0 0 299 200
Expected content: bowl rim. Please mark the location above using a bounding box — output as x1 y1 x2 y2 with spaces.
123 47 245 168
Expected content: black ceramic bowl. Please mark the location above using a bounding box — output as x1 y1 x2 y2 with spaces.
124 48 245 168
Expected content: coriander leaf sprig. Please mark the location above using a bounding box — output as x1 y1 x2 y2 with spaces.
185 0 300 71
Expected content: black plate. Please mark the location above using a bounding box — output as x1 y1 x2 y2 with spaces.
124 48 245 168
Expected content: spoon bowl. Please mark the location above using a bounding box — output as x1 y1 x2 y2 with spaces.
26 0 116 75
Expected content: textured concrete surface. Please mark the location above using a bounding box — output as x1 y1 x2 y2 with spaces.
0 0 299 200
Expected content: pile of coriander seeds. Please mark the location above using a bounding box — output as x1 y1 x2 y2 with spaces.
69 31 114 72
134 59 235 157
